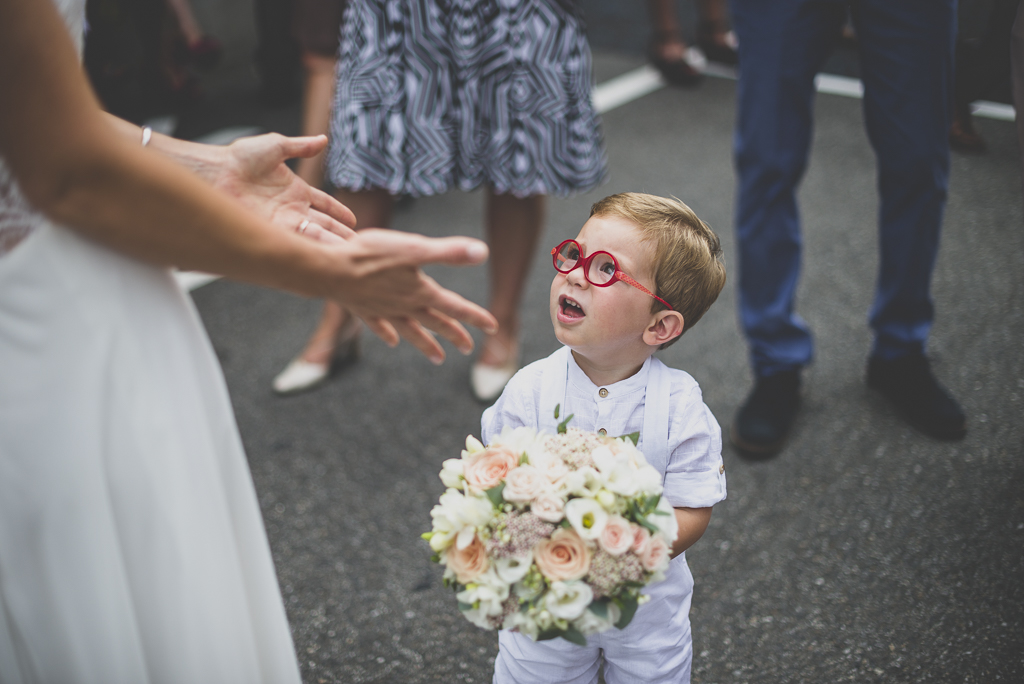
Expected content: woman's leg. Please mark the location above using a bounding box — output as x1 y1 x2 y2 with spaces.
478 189 545 368
295 52 337 188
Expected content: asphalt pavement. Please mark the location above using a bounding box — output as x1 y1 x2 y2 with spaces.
168 7 1024 684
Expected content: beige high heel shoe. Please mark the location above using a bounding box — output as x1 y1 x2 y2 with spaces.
470 338 519 403
272 316 362 395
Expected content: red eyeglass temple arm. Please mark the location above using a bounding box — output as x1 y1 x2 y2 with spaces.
615 271 674 311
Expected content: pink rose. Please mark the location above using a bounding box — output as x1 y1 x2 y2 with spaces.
464 446 519 491
447 535 490 583
533 528 592 581
631 524 651 556
598 516 634 556
531 493 565 523
503 465 546 503
640 535 669 572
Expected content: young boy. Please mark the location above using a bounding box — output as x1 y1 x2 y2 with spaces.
482 192 728 684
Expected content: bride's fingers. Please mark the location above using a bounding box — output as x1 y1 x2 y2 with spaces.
309 208 356 239
412 308 475 355
390 318 446 365
303 222 345 244
361 316 400 348
275 134 328 161
309 186 356 229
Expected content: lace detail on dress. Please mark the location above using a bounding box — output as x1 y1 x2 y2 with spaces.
0 161 43 257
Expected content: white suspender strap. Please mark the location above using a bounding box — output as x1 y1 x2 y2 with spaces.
640 358 672 475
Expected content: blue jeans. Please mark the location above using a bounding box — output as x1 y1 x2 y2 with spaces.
729 0 956 376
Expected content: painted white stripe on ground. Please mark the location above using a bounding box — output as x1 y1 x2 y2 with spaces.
592 65 666 114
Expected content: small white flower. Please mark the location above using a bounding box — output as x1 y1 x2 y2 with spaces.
494 554 533 584
572 601 621 636
439 458 465 489
491 426 546 464
545 580 593 620
595 489 618 511
456 569 509 628
635 465 664 496
649 495 679 544
507 611 539 640
461 435 485 459
564 497 608 541
429 489 494 551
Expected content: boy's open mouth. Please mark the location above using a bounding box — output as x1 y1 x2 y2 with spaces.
559 295 585 320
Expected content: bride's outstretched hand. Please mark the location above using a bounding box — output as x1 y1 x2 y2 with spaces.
329 229 499 364
214 133 356 242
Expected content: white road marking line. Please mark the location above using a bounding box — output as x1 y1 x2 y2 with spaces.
178 65 1015 293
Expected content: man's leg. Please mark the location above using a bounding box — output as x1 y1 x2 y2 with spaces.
855 0 965 440
729 0 846 455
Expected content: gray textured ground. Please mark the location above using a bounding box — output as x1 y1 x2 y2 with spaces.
177 9 1023 684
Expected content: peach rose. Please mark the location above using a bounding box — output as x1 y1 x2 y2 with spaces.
598 516 634 556
447 535 490 583
533 528 591 581
640 535 669 572
631 524 651 556
464 446 519 491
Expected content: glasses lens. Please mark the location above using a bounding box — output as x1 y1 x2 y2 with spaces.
555 241 581 272
587 252 617 285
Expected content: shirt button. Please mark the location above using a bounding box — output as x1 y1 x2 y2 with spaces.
598 428 607 436
599 388 609 398
719 464 725 474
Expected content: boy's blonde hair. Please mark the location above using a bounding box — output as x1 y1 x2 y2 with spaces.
590 192 726 348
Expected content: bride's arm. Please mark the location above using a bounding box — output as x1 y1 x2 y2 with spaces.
0 0 496 362
103 115 356 243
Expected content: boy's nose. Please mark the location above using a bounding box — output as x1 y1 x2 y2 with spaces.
566 267 589 288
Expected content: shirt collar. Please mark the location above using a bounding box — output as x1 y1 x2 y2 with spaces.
566 351 652 398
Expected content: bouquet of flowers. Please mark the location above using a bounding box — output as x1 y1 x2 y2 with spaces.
423 412 678 645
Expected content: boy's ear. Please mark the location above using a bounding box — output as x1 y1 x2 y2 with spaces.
644 311 684 347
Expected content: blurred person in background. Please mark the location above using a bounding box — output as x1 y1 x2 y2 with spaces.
0 0 496 679
647 0 738 87
728 0 967 457
273 0 608 403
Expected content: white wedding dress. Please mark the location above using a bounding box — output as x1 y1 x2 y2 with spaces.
0 2 301 682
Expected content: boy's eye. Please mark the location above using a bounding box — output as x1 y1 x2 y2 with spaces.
600 261 615 276
567 246 580 260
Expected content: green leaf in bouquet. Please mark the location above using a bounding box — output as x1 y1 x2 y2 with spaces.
588 599 610 620
634 514 659 535
615 595 639 630
561 627 588 646
618 431 640 446
485 482 506 507
554 404 560 420
519 452 529 466
536 628 563 642
557 413 574 434
559 518 572 529
457 601 474 612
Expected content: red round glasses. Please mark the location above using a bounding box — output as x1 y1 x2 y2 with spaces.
551 239 674 311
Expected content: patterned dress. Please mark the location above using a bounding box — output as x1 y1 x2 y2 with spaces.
326 0 607 198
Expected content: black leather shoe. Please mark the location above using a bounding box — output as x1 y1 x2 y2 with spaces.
731 370 801 457
866 353 967 440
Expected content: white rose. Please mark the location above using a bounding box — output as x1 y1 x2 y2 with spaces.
494 554 533 584
564 497 608 541
603 459 640 497
532 450 570 486
545 580 593 620
572 601 622 636
491 426 546 464
502 464 546 503
531 492 565 523
439 458 465 489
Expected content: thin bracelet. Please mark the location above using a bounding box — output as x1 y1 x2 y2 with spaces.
141 126 152 148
